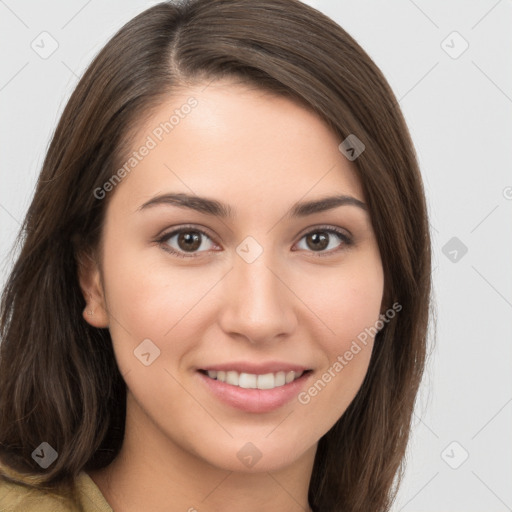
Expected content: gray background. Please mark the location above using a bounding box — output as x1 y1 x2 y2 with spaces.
1 0 511 510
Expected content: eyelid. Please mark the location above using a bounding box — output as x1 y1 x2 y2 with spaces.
155 223 217 240
295 223 353 240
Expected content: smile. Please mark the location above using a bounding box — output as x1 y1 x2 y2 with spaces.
197 366 314 413
200 369 306 390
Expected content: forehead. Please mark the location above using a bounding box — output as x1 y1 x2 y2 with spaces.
110 79 365 213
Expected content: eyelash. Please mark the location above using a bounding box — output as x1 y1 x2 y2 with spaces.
155 224 353 259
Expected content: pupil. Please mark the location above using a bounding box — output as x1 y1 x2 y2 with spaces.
178 232 201 251
308 232 328 251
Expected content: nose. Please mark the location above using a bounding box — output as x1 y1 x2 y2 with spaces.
217 250 297 345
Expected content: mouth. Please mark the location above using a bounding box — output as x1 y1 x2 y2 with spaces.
196 366 314 413
198 369 312 390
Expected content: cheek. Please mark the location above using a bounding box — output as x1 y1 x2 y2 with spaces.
100 239 215 373
301 254 384 347
294 257 383 419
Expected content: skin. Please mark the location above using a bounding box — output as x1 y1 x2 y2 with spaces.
80 78 384 512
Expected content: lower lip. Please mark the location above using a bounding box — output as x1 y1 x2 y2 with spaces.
197 371 312 413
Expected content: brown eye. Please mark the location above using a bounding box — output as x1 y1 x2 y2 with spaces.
305 232 329 251
158 227 216 258
295 227 353 256
177 231 202 252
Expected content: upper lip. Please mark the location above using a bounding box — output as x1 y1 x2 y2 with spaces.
199 361 311 375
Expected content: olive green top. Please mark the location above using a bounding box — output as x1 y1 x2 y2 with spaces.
0 471 112 511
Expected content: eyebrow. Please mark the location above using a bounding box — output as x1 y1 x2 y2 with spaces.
137 192 367 218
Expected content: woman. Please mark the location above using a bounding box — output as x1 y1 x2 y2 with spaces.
0 0 432 510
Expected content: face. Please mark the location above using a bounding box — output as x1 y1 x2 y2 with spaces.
81 79 384 474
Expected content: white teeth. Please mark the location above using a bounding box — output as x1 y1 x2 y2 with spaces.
257 373 275 390
238 373 257 389
225 371 239 386
205 369 305 390
274 371 286 387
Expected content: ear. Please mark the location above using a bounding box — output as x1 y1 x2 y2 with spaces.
76 249 109 328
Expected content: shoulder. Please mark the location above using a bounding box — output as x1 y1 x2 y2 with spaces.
0 474 78 511
0 471 112 512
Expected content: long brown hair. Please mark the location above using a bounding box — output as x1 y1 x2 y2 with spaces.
0 1 433 510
